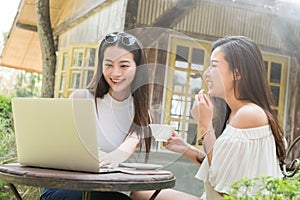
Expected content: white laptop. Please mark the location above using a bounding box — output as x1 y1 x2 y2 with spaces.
11 97 114 173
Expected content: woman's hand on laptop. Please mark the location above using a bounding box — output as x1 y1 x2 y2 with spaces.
98 133 140 168
99 161 114 168
98 150 118 168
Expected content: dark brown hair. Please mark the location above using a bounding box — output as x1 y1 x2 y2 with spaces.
211 36 286 164
87 32 152 158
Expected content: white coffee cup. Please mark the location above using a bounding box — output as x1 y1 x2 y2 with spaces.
149 124 176 142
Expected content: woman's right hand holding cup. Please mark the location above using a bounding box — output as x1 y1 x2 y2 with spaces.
163 132 189 154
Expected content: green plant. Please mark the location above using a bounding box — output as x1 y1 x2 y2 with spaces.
0 95 41 199
223 173 300 200
0 95 15 164
0 95 13 119
15 71 42 97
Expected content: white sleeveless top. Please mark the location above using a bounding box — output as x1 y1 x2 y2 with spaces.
85 89 134 152
195 125 283 199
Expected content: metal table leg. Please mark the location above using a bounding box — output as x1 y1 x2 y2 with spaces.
149 189 161 200
82 191 91 200
8 183 22 200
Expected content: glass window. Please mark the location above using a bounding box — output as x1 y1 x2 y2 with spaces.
165 38 210 148
71 73 81 89
54 44 98 97
185 96 194 119
170 95 185 119
72 48 84 67
187 123 198 145
175 46 189 69
86 48 96 67
173 71 187 93
60 75 65 91
83 70 94 87
270 62 282 83
264 61 268 75
271 86 280 106
262 55 287 122
191 48 204 71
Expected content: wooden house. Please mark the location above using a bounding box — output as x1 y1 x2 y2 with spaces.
1 0 300 195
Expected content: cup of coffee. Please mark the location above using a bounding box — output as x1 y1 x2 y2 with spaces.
149 124 176 142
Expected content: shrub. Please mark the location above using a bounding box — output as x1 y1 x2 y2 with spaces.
0 95 15 164
0 95 41 199
223 172 300 200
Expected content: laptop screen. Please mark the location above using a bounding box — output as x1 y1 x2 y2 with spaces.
12 98 100 173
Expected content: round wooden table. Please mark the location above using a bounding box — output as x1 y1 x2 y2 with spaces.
0 163 176 200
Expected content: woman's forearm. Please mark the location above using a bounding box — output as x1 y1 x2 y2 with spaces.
201 130 216 165
183 144 206 165
99 134 139 167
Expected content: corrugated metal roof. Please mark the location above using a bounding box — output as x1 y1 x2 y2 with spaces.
0 0 64 73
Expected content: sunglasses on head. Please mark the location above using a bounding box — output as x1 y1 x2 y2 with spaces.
104 33 136 46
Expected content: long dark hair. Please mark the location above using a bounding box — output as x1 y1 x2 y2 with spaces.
87 32 152 158
211 36 286 164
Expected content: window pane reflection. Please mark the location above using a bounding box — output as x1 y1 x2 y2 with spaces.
264 61 268 74
192 48 204 71
270 62 281 83
271 86 280 106
71 73 81 89
170 95 185 119
83 70 94 87
60 75 65 91
175 46 189 69
86 48 96 67
187 123 197 145
173 71 187 93
185 96 193 119
72 49 84 67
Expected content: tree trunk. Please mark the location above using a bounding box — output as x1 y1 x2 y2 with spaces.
36 0 56 98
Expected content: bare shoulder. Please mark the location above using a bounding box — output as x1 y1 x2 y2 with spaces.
69 89 90 98
231 103 268 129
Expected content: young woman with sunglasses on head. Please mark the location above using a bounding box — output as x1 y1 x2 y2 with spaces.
40 32 152 200
131 36 286 200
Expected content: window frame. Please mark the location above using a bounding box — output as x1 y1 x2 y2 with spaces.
55 43 98 98
262 53 288 123
164 37 211 148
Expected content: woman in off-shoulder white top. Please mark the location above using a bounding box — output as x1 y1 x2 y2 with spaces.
130 36 286 200
195 124 283 199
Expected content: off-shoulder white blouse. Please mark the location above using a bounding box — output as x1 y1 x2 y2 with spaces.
195 125 283 200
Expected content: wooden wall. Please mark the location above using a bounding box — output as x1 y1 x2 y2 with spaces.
56 0 128 49
135 0 300 150
136 0 300 52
